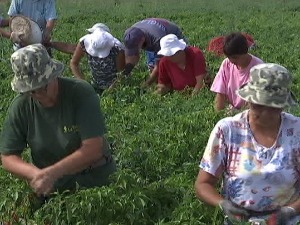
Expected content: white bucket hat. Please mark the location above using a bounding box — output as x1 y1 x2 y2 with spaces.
86 23 110 33
83 29 115 58
157 34 187 56
10 15 42 45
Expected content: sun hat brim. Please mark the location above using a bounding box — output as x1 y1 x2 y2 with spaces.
83 32 115 58
237 83 297 108
157 39 187 56
11 59 64 93
86 23 110 33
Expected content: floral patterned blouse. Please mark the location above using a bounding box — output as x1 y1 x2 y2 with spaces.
200 110 300 215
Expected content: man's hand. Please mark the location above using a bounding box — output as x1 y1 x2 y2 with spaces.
219 200 249 222
30 168 58 196
122 63 134 77
275 206 297 225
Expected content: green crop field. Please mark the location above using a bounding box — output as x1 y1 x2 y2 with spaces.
0 0 300 224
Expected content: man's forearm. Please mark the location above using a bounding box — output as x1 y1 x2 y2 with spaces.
45 20 56 33
46 139 103 180
0 28 11 39
122 63 135 77
1 154 40 182
51 42 76 54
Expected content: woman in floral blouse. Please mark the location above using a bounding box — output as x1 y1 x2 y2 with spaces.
195 63 300 225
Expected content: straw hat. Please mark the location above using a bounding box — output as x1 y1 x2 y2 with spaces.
10 15 42 45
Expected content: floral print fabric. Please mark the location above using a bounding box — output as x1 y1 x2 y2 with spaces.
200 110 300 212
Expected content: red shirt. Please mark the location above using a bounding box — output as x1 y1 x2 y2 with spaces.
158 46 206 90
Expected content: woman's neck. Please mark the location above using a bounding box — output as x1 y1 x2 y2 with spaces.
238 54 252 69
248 111 281 130
248 110 281 147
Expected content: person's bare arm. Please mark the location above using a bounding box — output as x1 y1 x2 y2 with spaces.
122 54 139 77
70 43 85 79
50 41 76 54
30 137 104 195
0 18 9 27
43 20 56 43
0 28 11 39
195 170 223 206
214 93 227 111
192 74 205 96
144 64 158 87
116 50 125 72
1 154 40 182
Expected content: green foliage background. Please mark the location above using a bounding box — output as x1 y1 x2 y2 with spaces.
0 0 300 224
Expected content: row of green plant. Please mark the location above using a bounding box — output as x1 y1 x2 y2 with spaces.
0 0 300 224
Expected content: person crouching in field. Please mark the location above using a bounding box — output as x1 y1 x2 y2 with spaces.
155 34 207 96
195 63 300 225
48 23 125 95
210 32 263 113
0 44 116 205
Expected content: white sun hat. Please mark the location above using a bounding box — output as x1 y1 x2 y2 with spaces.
10 15 42 45
86 23 110 33
157 34 187 56
83 29 115 58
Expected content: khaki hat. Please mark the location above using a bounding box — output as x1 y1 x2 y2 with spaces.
11 44 64 93
237 63 297 108
10 15 42 45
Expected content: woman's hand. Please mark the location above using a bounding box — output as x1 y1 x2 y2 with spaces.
219 200 249 222
275 206 297 225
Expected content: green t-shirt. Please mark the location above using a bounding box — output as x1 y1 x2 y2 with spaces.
0 77 115 191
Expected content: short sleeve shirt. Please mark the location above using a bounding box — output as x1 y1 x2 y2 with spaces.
0 78 111 190
200 110 300 212
210 55 263 109
132 18 184 53
158 46 206 90
8 0 57 30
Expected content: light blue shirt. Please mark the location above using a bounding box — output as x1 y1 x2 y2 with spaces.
8 0 57 30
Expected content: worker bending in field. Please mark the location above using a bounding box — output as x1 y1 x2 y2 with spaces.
0 44 116 207
155 34 207 96
48 23 125 95
122 18 185 87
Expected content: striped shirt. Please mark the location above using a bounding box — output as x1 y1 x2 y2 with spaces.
8 0 57 30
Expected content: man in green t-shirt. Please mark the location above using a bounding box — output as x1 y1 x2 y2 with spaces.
0 43 116 197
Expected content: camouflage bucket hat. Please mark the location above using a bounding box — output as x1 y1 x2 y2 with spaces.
11 43 64 93
237 63 297 108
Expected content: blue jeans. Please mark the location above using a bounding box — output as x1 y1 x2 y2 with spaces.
145 51 157 71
